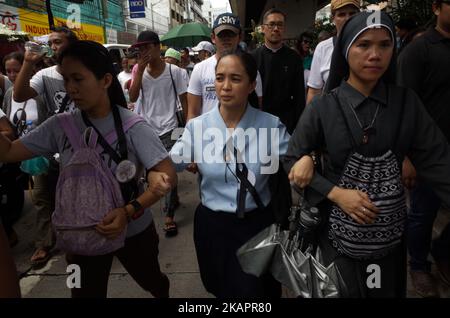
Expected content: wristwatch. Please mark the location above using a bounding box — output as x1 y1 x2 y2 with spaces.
128 199 144 220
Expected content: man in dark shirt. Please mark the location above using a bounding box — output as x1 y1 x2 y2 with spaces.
398 0 450 298
251 8 305 134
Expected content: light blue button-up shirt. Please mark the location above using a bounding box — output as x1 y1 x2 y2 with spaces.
170 104 290 213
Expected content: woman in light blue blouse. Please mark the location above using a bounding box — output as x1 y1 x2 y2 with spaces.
170 51 290 297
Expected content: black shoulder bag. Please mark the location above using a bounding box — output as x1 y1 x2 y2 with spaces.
168 65 186 127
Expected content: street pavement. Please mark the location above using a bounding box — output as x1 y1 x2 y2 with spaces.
9 171 450 298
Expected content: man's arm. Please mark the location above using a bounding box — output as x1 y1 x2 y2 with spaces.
13 50 46 102
179 92 188 120
128 66 144 103
305 42 325 106
187 93 202 121
13 61 38 102
306 87 321 105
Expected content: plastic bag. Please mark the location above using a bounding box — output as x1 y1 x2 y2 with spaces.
20 156 50 176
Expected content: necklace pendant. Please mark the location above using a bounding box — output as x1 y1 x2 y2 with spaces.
362 133 369 144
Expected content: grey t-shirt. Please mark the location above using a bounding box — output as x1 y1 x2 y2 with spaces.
29 65 76 116
21 106 168 237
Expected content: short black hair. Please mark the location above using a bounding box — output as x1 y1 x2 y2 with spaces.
299 31 314 42
263 8 287 24
396 18 417 31
51 26 78 43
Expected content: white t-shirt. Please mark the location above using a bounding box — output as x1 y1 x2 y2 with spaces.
0 108 5 118
118 71 132 91
29 65 76 114
307 37 334 90
9 96 39 137
135 63 188 136
188 55 263 115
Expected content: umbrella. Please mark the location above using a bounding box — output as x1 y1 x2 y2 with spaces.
236 194 347 298
161 23 211 48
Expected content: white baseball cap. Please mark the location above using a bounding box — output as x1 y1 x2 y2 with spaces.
192 41 215 54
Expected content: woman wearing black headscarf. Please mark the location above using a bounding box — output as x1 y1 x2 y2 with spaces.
284 11 450 297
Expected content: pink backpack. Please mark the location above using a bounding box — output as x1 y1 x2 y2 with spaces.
53 113 143 256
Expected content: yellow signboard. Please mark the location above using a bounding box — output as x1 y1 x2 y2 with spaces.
18 8 105 43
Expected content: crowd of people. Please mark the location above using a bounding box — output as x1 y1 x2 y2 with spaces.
1 0 450 299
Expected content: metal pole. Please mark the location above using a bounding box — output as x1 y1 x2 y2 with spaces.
45 0 55 30
151 3 155 31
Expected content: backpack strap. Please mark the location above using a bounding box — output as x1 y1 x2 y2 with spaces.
83 127 99 149
104 115 144 145
57 113 81 150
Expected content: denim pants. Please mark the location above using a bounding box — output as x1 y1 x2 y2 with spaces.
407 182 450 272
159 130 178 218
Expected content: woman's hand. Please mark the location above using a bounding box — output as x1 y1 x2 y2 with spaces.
402 157 417 189
186 163 198 174
327 186 379 225
96 208 128 239
288 155 314 188
148 171 172 197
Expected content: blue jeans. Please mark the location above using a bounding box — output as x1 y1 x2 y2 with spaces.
407 182 450 272
159 130 179 218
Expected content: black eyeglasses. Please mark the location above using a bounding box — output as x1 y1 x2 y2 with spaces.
264 22 285 30
302 39 312 44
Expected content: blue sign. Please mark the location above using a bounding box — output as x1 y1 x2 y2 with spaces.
130 12 146 18
129 0 145 13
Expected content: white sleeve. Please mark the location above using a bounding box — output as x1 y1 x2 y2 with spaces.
0 108 6 118
187 64 203 96
29 68 46 96
307 42 325 90
255 71 263 97
175 67 188 95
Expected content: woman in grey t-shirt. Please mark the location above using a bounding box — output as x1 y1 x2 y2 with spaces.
0 41 177 298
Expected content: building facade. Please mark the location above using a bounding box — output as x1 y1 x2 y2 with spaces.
0 0 129 43
121 0 170 39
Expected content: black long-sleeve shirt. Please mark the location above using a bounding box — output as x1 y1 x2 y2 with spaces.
251 45 305 134
283 80 450 208
397 27 450 141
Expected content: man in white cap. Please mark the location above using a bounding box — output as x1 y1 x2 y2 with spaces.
187 13 263 120
306 0 360 105
192 41 215 61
